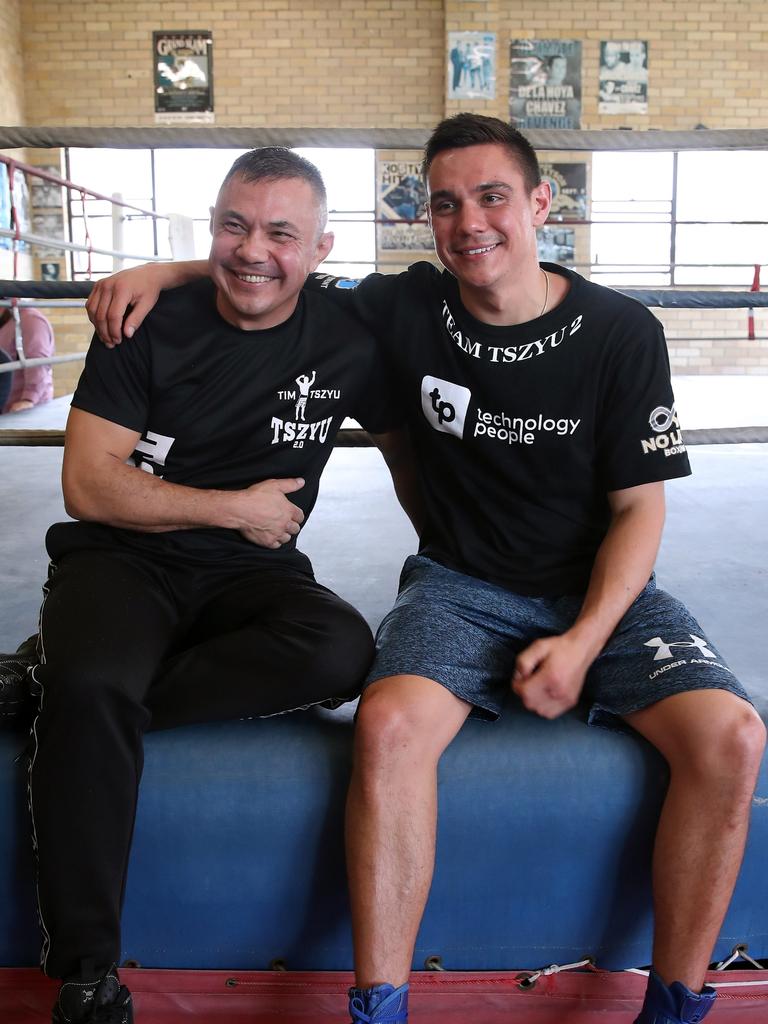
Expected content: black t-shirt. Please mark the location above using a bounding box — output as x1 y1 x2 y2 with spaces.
69 278 398 572
309 262 691 595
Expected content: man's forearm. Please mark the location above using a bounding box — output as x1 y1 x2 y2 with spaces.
64 458 240 533
568 497 665 660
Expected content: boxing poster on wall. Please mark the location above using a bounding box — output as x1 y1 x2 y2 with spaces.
598 41 648 114
537 226 575 264
0 166 30 251
376 158 433 252
509 39 581 129
448 32 496 100
154 31 214 122
539 162 587 221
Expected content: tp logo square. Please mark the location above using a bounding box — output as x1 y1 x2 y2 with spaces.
421 376 472 438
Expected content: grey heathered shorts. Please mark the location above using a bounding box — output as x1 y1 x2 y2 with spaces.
365 554 751 726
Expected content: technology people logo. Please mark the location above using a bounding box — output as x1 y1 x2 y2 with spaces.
420 376 472 438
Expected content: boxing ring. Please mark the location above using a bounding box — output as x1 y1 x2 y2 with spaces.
1 125 767 1021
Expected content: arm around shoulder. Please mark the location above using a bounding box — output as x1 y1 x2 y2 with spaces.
86 259 209 347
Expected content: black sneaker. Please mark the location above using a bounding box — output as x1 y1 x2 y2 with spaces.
0 634 38 725
52 966 133 1024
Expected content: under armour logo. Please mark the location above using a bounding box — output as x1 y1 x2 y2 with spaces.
649 405 678 433
644 634 716 661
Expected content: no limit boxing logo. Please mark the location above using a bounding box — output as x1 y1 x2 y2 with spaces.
421 376 472 438
641 403 686 457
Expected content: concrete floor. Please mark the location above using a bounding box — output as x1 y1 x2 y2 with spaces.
0 440 766 718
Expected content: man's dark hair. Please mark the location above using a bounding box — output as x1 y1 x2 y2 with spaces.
422 114 541 195
221 147 328 227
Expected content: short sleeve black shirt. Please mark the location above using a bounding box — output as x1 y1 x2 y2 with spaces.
309 263 691 595
70 278 399 572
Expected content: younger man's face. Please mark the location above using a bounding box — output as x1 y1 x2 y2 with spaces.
426 143 550 296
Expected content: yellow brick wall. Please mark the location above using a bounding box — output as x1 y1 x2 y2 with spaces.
447 0 768 129
20 0 445 128
0 0 25 125
7 0 768 380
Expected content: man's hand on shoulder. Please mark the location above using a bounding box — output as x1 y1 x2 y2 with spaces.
86 260 209 348
225 478 306 548
512 632 596 720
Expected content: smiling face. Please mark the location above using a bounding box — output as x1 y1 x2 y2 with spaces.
208 174 333 331
426 143 550 302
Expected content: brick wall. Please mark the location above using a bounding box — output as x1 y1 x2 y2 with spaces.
447 0 768 130
0 0 24 125
6 0 768 382
19 0 445 128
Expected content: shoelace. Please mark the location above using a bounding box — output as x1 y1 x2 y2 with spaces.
349 994 407 1023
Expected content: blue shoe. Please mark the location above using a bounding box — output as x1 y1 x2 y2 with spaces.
634 969 716 1023
348 982 409 1023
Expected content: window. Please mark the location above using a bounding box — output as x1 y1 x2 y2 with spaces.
67 146 376 281
590 150 768 287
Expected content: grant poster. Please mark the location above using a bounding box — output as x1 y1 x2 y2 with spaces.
598 40 648 115
509 39 581 129
448 32 496 100
154 31 214 122
377 158 433 252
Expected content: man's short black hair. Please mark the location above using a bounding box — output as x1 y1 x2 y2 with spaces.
422 114 541 195
222 147 328 227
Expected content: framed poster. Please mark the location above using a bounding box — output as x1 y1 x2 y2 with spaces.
154 31 214 122
510 39 581 129
537 226 575 264
539 162 587 221
448 32 496 100
0 167 30 251
376 158 433 252
599 41 648 115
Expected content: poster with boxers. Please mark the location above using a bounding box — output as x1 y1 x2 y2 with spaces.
376 157 433 252
447 32 496 100
598 40 648 114
154 31 214 122
0 166 30 252
509 39 582 129
536 226 575 264
539 162 587 222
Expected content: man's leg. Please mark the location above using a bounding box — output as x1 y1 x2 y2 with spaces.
30 549 180 980
347 676 471 988
625 689 765 993
146 571 374 729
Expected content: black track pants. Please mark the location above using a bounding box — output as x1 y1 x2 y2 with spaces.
28 541 373 979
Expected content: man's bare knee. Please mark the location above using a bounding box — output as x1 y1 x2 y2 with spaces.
354 676 470 772
637 692 766 796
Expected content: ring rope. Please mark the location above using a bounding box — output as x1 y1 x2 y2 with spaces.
3 125 768 152
0 228 163 265
2 279 767 309
0 152 167 220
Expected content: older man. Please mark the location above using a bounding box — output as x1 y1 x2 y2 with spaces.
22 147 398 1024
